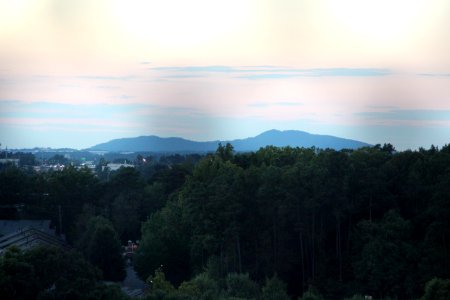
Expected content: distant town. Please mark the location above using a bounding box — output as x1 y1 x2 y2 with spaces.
0 146 204 176
0 129 373 175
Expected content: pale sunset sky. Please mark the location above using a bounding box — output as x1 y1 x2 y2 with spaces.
0 0 449 150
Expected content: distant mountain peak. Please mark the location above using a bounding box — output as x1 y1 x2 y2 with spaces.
258 129 307 135
263 129 281 133
87 130 370 153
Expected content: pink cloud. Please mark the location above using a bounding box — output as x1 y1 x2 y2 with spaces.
0 117 140 128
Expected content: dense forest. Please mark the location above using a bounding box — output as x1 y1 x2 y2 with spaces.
0 144 450 299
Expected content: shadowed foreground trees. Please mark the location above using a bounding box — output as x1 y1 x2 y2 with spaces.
134 200 190 286
76 216 126 282
0 246 128 300
422 278 450 300
135 144 450 299
1 144 450 298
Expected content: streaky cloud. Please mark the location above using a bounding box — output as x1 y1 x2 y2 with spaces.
31 74 137 81
275 101 303 106
417 73 450 77
238 68 393 79
96 85 120 89
151 65 393 78
356 109 450 121
249 101 303 108
0 99 148 119
240 74 296 80
152 66 236 72
75 75 136 81
161 74 207 79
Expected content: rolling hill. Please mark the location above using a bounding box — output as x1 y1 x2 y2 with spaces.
87 130 370 153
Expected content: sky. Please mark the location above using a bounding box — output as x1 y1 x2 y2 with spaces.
0 0 449 150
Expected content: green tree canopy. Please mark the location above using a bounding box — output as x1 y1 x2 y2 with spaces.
77 216 125 281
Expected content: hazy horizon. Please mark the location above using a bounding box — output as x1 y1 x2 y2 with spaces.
4 128 373 151
1 1 449 150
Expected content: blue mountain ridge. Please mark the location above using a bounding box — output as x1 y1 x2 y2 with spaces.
87 130 370 152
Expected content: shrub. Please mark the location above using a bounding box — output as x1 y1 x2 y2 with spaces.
422 278 450 300
178 272 219 300
226 273 260 300
262 275 290 300
298 286 324 300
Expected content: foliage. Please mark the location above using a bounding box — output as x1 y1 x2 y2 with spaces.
343 295 365 300
352 210 415 298
47 154 69 165
0 246 36 300
261 275 290 300
298 286 324 300
422 278 450 300
44 166 100 240
0 246 129 300
225 273 260 299
344 294 366 300
3 144 450 298
177 272 220 300
134 200 190 286
77 216 126 281
148 267 176 293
